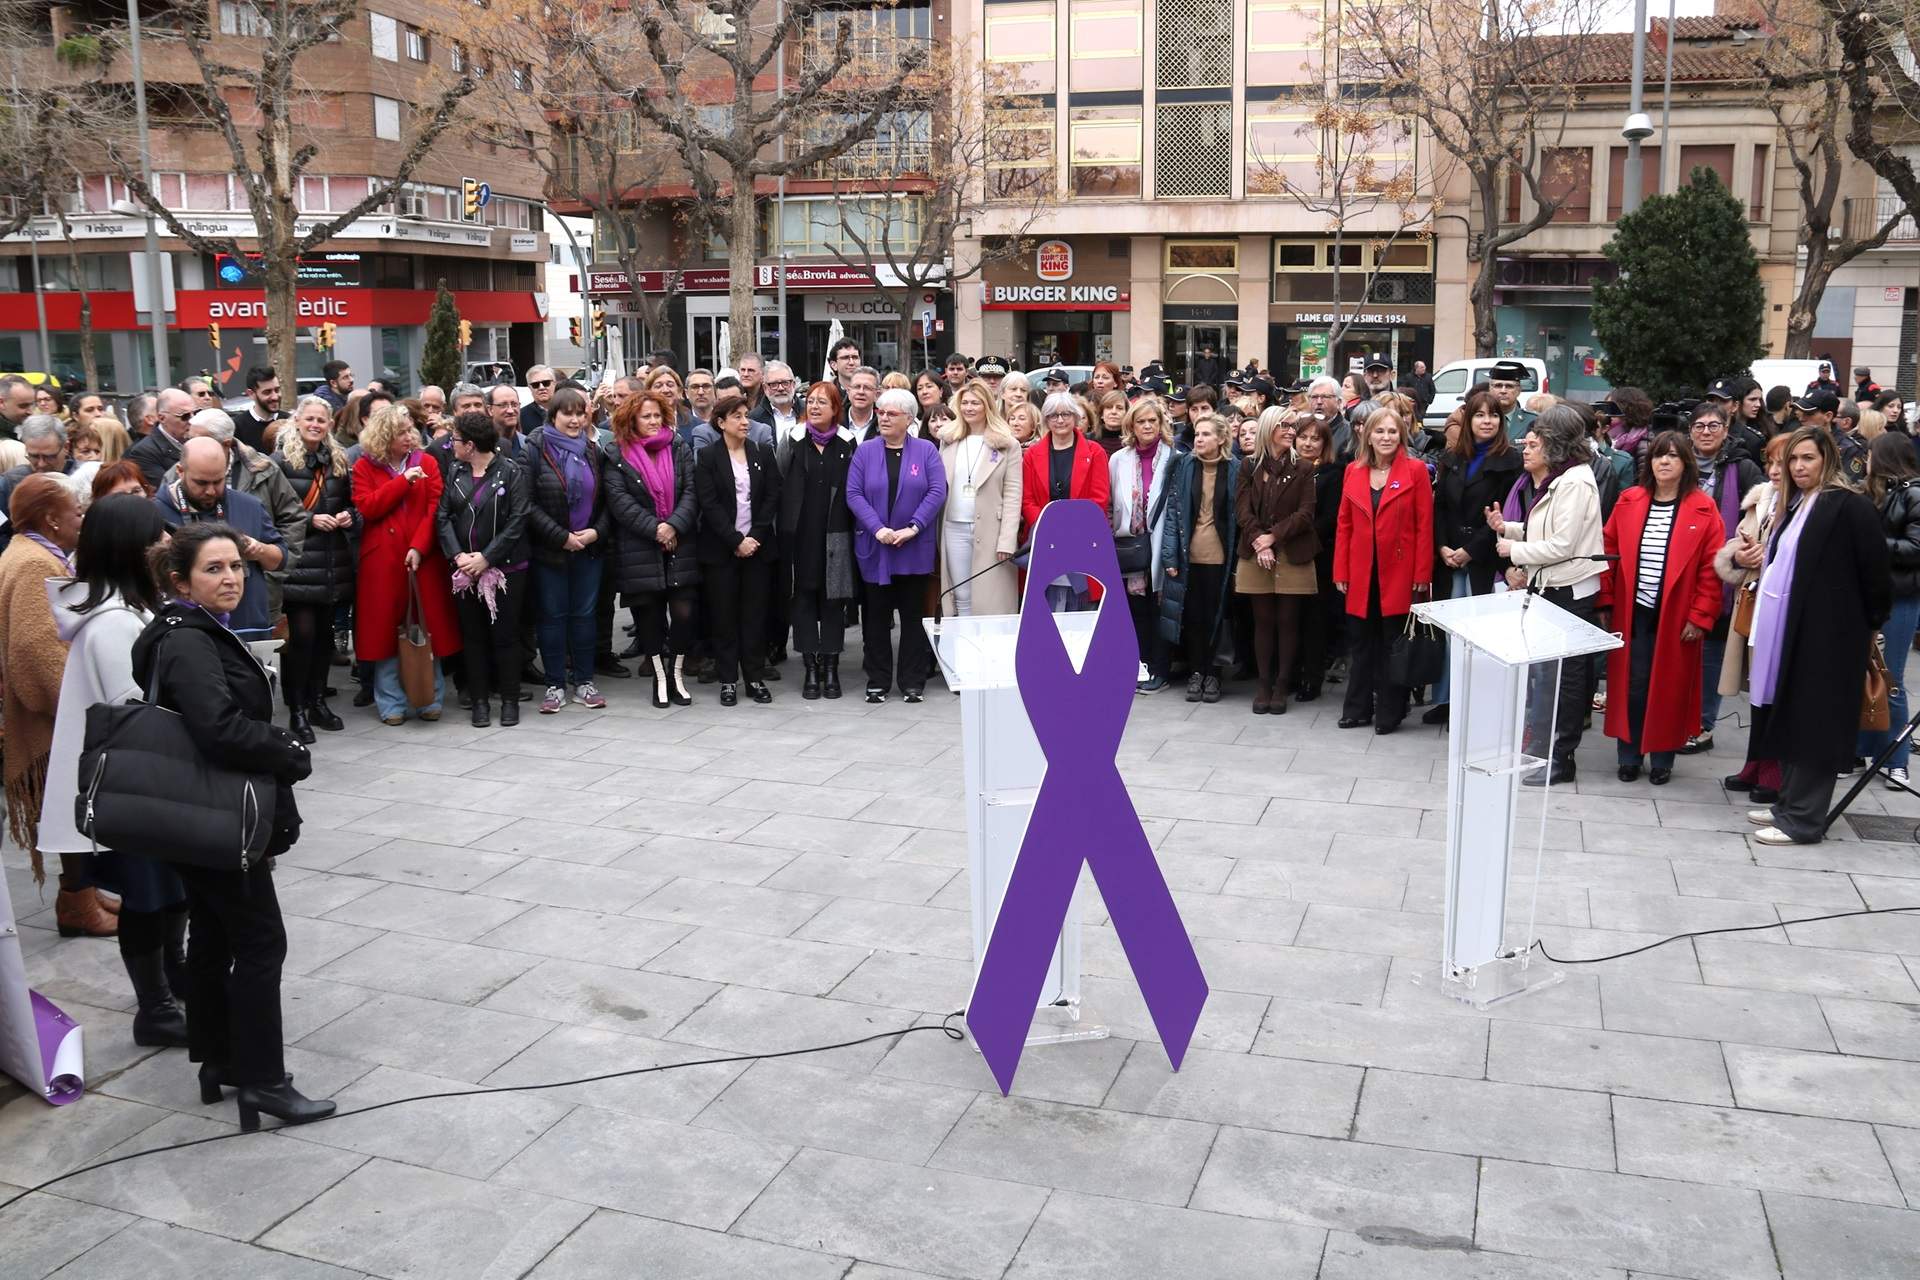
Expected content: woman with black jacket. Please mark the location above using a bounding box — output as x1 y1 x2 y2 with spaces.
131 521 331 1132
524 386 612 715
1857 432 1920 785
777 382 857 701
1292 416 1346 701
437 410 531 727
606 389 701 709
1426 391 1522 724
694 393 782 705
272 395 359 743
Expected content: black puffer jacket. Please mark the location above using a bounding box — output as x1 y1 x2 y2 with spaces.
522 426 611 569
605 436 701 594
1880 477 1920 598
132 601 311 858
437 456 531 570
273 441 359 606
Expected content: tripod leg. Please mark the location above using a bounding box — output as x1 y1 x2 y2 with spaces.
1823 704 1920 834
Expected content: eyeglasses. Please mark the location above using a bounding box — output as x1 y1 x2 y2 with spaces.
529 379 554 389
766 379 795 389
687 383 714 392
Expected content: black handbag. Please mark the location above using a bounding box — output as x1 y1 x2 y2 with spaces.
1114 482 1171 575
75 630 277 872
1386 614 1447 688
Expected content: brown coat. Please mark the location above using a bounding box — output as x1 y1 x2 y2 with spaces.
1236 454 1317 565
0 537 70 877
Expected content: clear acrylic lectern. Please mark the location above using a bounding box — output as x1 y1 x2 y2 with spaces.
926 613 1107 1047
1410 590 1621 1008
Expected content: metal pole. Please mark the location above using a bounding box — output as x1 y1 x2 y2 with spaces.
127 0 171 387
1657 0 1676 192
8 70 49 364
553 212 595 373
1622 0 1650 215
774 0 788 365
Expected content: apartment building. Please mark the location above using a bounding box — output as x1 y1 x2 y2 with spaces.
0 0 551 394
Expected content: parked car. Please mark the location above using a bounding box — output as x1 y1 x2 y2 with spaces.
1023 365 1095 394
1421 357 1551 425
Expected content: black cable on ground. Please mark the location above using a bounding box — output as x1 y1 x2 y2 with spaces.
0 1011 968 1216
1529 905 1920 964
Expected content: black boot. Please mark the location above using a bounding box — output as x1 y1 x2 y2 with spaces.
122 949 188 1048
471 696 491 728
163 907 188 1007
668 655 693 706
308 698 344 732
822 656 843 700
499 692 520 727
235 1077 336 1132
802 655 821 700
288 706 315 746
651 655 671 709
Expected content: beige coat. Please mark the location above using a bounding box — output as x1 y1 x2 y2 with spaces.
938 433 1024 616
1713 480 1776 696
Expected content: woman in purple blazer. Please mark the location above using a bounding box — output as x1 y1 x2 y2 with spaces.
847 389 949 702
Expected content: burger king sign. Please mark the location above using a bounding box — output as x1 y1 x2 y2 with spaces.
1035 240 1074 282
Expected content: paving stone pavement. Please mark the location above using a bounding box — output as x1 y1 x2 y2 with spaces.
5 670 1920 1278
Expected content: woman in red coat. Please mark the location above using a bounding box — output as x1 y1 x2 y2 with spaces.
353 401 462 725
1023 392 1114 609
1598 431 1724 783
1332 405 1433 733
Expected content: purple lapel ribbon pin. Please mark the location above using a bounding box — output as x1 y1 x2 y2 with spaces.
966 499 1209 1094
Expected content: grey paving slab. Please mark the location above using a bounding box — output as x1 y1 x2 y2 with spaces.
1599 975 1835 1050
1005 1189 1327 1279
0 1092 170 1188
318 880 532 943
615 832 798 884
794 896 973 958
523 1208 849 1280
469 903 691 968
1613 1095 1903 1205
665 985 926 1072
310 930 540 1005
478 1025 747 1122
465 858 671 913
1254 995 1490 1078
273 870 385 919
694 1057 975 1163
733 1147 1050 1280
644 925 871 996
1475 1161 1777 1280
330 837 524 892
1102 1042 1361 1138
1695 934 1920 1001
873 1017 1135 1106
1726 1044 1920 1126
1355 1070 1617 1169
627 876 833 936
596 794 772 840
829 950 975 1015
0 1188 131 1280
1878 1123 1920 1208
279 1064 573 1179
1193 936 1392 1004
1319 1234 1629 1280
260 1157 592 1280
1765 1191 1920 1279
1486 1021 1734 1105
480 956 719 1038
929 1093 1216 1206
760 850 957 904
95 1043 372 1118
295 991 553 1081
38 1218 363 1280
1190 1125 1480 1237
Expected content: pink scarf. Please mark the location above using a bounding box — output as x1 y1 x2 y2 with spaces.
623 428 676 518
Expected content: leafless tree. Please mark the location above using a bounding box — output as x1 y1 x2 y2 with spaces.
1818 0 1920 228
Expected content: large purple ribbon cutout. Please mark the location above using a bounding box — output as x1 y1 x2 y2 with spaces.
965 498 1209 1093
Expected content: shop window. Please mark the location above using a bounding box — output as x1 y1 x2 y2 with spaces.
984 3 1056 95
1166 240 1238 272
1070 106 1141 196
1157 0 1233 88
1605 145 1660 220
1247 112 1318 196
1247 1 1322 86
1539 146 1591 222
1678 143 1734 192
1155 101 1232 197
1274 240 1318 269
1750 144 1770 220
987 101 1055 201
1070 0 1142 93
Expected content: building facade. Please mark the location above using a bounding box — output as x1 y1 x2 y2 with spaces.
1 0 551 396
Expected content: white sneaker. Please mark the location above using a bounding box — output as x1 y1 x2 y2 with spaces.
1752 826 1798 845
1746 808 1776 825
1886 766 1910 790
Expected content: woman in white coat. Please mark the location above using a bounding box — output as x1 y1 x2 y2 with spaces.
1111 396 1178 692
38 494 188 1047
937 379 1023 616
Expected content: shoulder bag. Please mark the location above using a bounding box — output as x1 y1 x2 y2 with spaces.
76 620 276 871
1862 635 1892 733
397 568 436 708
1114 479 1170 576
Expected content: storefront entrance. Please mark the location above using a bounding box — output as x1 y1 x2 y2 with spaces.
1161 321 1237 388
804 320 901 375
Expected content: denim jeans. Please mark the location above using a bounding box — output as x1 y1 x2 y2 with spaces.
1859 594 1920 769
372 656 443 719
534 554 601 688
1699 621 1727 736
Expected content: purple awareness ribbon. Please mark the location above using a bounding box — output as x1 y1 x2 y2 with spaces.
965 499 1209 1094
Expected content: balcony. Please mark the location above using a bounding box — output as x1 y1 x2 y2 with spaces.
802 139 933 181
1842 194 1920 243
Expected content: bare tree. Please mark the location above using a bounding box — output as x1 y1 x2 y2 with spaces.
1753 1 1908 357
1819 0 1920 225
109 0 482 390
1340 0 1601 356
570 0 930 364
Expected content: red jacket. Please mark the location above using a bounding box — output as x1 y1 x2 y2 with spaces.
1332 453 1433 617
1598 486 1725 752
352 452 463 661
1022 435 1112 601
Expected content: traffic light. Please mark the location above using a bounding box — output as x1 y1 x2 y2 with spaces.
207 323 220 351
462 176 480 220
591 307 606 340
458 319 473 349
316 322 336 351
569 317 582 347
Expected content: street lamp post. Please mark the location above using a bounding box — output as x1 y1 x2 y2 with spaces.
126 0 171 387
1621 0 1654 216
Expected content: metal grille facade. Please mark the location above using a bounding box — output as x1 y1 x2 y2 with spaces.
1155 102 1232 197
1155 0 1233 88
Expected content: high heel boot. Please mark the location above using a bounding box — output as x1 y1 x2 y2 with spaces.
651 654 672 709
123 950 189 1047
235 1077 336 1132
668 655 693 706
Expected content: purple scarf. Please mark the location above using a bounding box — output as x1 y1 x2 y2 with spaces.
1750 492 1816 706
542 428 595 531
22 531 71 573
1135 440 1160 518
806 422 838 448
623 428 676 519
1702 453 1744 614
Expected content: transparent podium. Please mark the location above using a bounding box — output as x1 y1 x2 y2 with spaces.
926 613 1108 1048
1409 590 1621 1008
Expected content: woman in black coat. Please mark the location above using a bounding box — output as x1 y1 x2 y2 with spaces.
777 381 857 701
694 393 782 705
606 389 701 709
437 410 532 727
1749 426 1892 845
1293 415 1347 701
130 521 331 1132
272 395 359 743
524 387 612 713
1427 390 1522 723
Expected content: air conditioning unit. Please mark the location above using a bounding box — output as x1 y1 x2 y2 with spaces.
395 193 428 220
1373 278 1409 303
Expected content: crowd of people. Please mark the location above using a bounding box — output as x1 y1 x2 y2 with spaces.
0 345 1907 1126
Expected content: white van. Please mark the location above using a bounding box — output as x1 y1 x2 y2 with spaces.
1748 359 1830 398
1422 357 1551 425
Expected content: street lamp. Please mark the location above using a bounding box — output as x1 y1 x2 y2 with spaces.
1620 0 1653 216
123 0 170 387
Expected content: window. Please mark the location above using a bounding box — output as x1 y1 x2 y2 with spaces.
1247 112 1317 195
696 104 733 138
1166 240 1237 272
1070 0 1141 93
404 26 428 61
186 173 232 210
1247 2 1322 86
1750 144 1770 220
1678 143 1734 192
450 42 465 72
511 62 530 91
1605 145 1660 219
987 101 1054 200
1157 0 1233 89
1155 102 1232 197
1069 106 1141 196
373 95 402 141
1539 146 1591 222
984 3 1056 95
369 13 398 60
329 176 370 212
218 1 270 36
1430 366 1468 397
773 197 924 256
